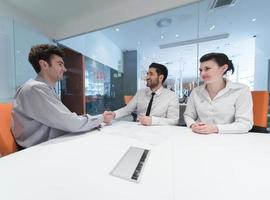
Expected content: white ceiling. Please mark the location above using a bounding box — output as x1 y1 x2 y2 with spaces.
2 0 196 39
2 0 127 26
98 0 270 81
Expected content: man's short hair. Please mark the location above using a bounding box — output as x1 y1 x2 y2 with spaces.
149 63 168 83
28 44 65 73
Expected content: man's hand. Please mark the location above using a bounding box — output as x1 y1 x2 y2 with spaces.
191 122 218 134
139 115 152 126
103 111 115 125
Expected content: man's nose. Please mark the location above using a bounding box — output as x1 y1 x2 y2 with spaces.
200 70 205 76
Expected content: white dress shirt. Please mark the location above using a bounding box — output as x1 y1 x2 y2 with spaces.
184 80 253 133
12 75 103 148
114 86 179 125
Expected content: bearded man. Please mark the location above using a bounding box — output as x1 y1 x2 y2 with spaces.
106 63 179 126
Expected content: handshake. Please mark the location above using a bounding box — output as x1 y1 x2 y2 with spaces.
102 111 153 126
103 111 115 125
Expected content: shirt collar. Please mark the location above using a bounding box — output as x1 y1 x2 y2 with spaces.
200 79 242 92
224 79 243 89
146 85 164 96
199 79 243 100
35 75 55 90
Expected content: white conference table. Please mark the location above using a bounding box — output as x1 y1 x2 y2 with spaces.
0 121 270 200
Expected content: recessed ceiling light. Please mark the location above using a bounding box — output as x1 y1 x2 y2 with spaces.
137 41 141 45
115 28 120 32
252 18 256 22
209 25 215 31
160 35 164 39
156 18 172 28
175 34 179 37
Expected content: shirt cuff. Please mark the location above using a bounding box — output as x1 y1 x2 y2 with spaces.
99 114 104 123
216 124 229 134
151 116 159 125
184 117 196 128
216 124 250 134
114 110 122 119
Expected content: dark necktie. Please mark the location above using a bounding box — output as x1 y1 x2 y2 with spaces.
146 92 155 116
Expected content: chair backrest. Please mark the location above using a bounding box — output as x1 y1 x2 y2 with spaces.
124 95 133 105
251 91 269 133
0 103 18 156
179 104 187 126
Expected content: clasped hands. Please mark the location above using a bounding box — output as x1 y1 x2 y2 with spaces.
190 122 219 134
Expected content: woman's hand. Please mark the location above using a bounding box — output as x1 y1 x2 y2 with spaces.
191 122 219 134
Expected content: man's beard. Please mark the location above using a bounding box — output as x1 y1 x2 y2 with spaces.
146 78 159 88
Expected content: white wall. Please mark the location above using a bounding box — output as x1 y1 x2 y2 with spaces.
254 34 270 90
0 1 52 102
0 14 15 102
0 1 53 39
14 22 53 87
60 32 122 71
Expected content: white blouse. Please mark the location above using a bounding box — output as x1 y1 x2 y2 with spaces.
184 80 253 133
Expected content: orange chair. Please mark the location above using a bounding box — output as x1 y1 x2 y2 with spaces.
124 95 133 105
250 91 269 133
0 103 18 156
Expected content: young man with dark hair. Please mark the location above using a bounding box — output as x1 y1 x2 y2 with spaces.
12 44 113 148
105 62 179 126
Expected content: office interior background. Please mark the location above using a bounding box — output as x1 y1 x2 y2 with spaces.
0 0 269 125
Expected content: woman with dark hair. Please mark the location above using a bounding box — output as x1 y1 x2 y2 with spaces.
184 53 253 134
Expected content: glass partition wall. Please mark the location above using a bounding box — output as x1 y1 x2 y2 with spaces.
58 0 270 115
